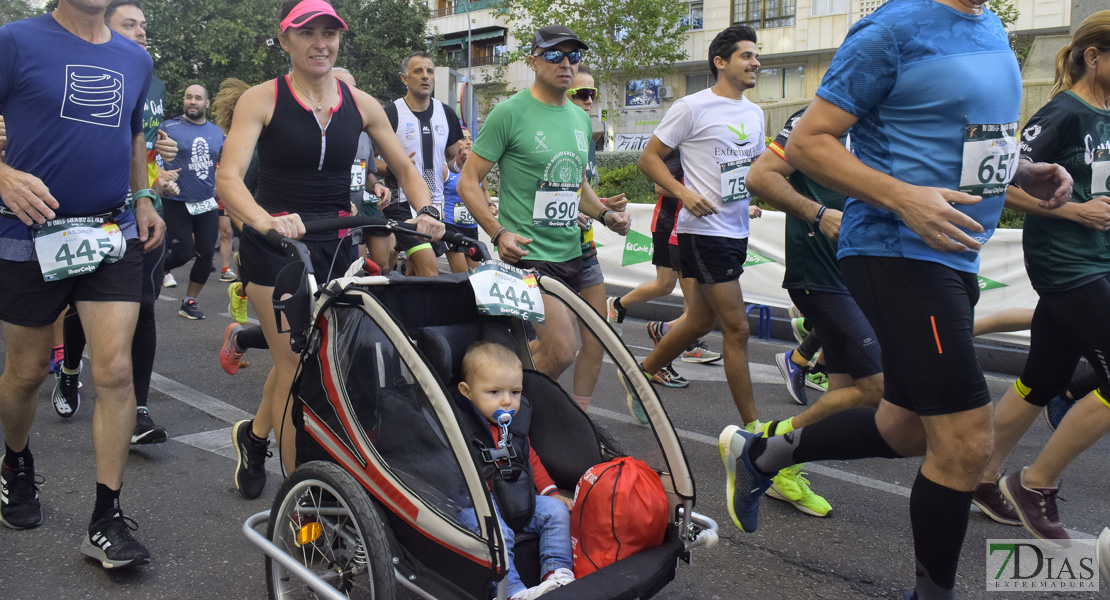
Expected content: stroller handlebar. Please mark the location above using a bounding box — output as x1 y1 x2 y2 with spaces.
259 216 491 263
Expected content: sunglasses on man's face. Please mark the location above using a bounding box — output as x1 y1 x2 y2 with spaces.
567 87 597 101
535 49 583 65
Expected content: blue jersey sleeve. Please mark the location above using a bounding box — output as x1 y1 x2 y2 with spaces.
816 20 899 118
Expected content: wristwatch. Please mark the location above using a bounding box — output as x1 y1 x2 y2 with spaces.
416 205 441 221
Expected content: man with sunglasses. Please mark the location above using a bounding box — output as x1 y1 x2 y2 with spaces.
459 25 631 380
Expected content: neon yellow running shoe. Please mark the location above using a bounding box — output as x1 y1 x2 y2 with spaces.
228 282 249 325
767 463 831 517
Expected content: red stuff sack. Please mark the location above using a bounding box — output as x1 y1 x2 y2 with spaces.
570 457 669 578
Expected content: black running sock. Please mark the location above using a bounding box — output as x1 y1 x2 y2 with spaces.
809 362 827 377
62 306 85 371
237 326 268 351
247 426 268 445
613 296 625 312
750 407 902 475
910 471 970 598
4 443 33 471
797 329 821 362
92 483 121 523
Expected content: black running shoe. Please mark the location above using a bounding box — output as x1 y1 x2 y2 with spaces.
131 408 168 444
52 361 81 418
0 460 43 529
233 420 271 499
179 298 205 320
81 509 150 569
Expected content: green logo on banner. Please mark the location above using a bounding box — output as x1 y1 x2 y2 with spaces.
622 230 653 267
978 276 1007 291
743 250 774 268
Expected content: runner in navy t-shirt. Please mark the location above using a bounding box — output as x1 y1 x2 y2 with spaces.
0 2 164 570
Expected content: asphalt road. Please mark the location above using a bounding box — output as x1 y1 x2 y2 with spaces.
0 268 1106 600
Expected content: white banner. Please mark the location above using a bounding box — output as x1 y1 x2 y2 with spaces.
590 206 1036 345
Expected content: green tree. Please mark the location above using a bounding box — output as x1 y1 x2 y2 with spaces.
494 0 689 136
1 0 45 26
140 0 430 117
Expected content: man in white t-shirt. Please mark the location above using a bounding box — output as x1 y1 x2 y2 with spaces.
633 25 765 427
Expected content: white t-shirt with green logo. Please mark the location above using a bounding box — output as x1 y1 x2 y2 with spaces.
471 89 593 263
653 88 765 238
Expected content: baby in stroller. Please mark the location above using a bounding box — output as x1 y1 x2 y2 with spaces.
455 342 576 600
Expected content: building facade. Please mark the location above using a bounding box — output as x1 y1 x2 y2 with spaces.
424 0 1071 146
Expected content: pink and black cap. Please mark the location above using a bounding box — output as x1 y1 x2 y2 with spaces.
280 0 349 33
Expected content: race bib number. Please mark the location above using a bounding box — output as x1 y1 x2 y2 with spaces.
1092 147 1110 196
532 181 580 228
720 159 752 204
453 203 475 226
33 217 124 281
186 198 218 215
350 160 366 192
959 122 1018 195
468 261 545 323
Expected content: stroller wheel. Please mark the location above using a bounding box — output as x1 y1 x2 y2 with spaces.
266 461 396 600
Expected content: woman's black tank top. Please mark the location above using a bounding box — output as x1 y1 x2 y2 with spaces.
256 75 361 216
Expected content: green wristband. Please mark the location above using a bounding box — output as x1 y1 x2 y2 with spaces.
129 188 161 212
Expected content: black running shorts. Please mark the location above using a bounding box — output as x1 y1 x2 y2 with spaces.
840 255 990 416
677 233 747 284
1017 273 1110 406
0 239 143 327
515 256 587 292
789 288 882 379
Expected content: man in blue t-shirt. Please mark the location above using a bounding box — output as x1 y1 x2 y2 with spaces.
717 0 1074 597
158 84 225 320
0 0 164 570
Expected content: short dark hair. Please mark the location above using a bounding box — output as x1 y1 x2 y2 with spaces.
577 63 592 76
105 0 141 22
401 51 434 73
708 25 757 79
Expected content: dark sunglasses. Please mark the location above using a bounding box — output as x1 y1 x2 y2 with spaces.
567 87 597 101
536 49 583 65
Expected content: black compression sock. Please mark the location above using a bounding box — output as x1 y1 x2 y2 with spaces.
910 471 970 599
750 407 902 475
237 326 269 351
4 443 33 471
62 307 85 371
797 330 821 362
92 483 121 523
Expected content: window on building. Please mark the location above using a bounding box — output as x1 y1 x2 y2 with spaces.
749 65 805 102
732 0 796 29
685 73 711 96
683 2 704 30
811 0 846 15
625 78 663 108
